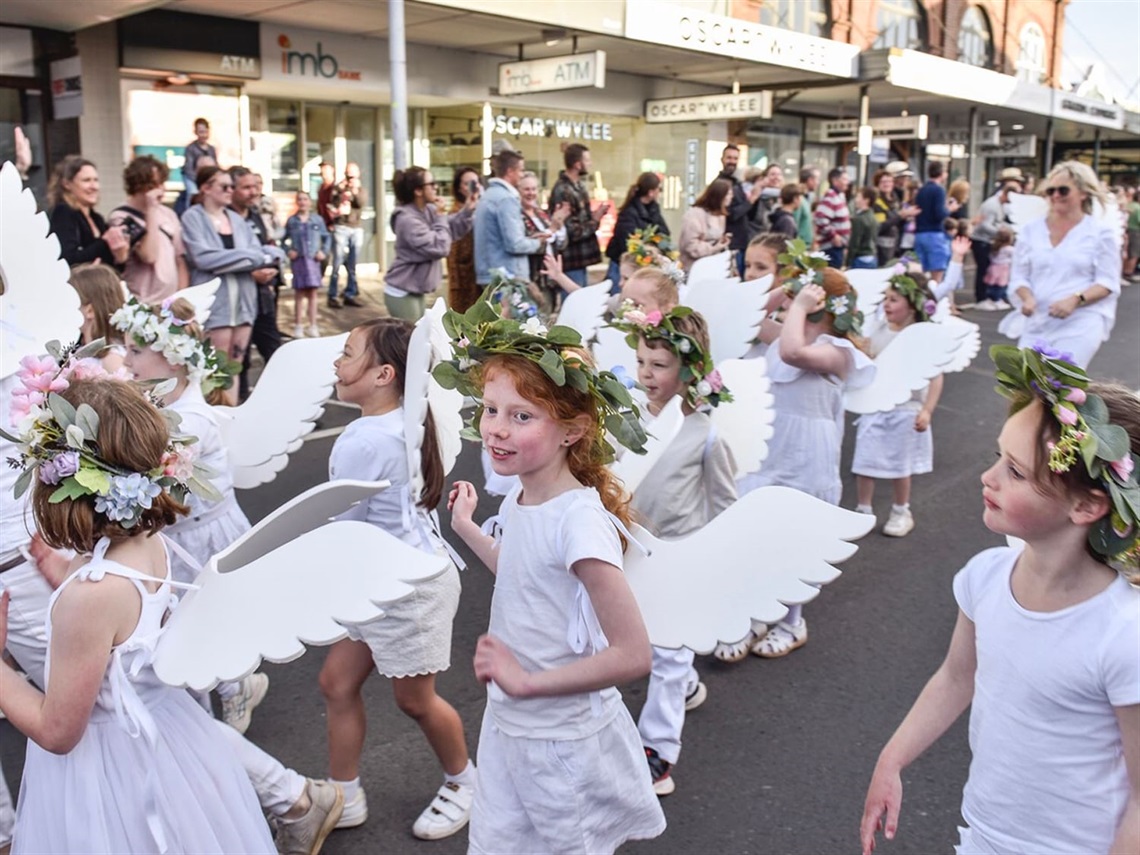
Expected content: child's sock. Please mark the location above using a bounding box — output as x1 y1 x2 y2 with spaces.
332 777 361 801
891 503 910 513
444 760 476 788
856 504 873 514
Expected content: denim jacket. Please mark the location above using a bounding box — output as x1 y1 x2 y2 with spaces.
283 214 331 260
474 178 543 284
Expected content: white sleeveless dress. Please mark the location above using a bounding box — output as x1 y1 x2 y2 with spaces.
12 538 274 854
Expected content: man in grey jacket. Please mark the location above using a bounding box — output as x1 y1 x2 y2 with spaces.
474 149 547 285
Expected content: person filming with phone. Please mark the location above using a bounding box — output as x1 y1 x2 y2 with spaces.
548 143 609 288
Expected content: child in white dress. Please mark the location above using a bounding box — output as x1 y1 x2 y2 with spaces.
735 262 875 659
440 308 665 854
852 271 944 538
0 375 275 854
861 347 1140 855
115 296 267 733
319 318 473 840
620 307 737 795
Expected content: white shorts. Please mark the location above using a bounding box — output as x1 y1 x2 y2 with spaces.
468 705 666 855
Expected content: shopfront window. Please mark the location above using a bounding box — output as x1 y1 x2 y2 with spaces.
758 0 829 37
744 114 803 179
873 0 926 50
266 100 301 192
1016 22 1047 83
957 6 994 68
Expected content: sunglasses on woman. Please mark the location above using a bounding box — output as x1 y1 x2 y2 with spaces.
1044 185 1071 198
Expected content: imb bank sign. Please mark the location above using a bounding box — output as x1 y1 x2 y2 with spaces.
259 27 376 89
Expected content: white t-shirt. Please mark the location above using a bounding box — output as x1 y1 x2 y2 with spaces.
329 410 435 553
487 485 625 739
954 547 1140 854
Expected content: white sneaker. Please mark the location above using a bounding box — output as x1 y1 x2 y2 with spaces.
292 324 305 338
307 324 321 337
975 299 997 311
412 780 474 840
883 507 915 537
334 787 367 829
993 299 1012 310
683 680 708 712
221 673 269 734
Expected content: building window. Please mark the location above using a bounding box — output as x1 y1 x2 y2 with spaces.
1017 22 1047 83
873 0 926 50
758 0 829 37
957 6 994 68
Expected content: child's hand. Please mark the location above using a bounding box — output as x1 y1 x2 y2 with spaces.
950 235 971 262
860 763 903 855
793 282 826 312
28 533 70 589
1020 294 1037 316
914 410 932 432
448 480 478 525
473 633 529 696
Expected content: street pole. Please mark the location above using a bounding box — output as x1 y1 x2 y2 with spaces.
389 0 409 171
967 106 979 212
1044 118 1054 174
1093 127 1101 175
857 85 870 187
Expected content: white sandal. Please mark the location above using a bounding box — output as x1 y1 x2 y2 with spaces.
713 632 756 663
751 620 808 658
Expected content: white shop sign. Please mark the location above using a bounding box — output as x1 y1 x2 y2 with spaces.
980 134 1037 157
50 56 83 120
498 51 606 95
488 114 613 141
645 91 772 124
1053 94 1123 130
817 115 929 142
623 0 857 79
928 126 1000 146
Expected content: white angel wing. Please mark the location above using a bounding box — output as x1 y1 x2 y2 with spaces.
625 486 873 652
845 267 896 317
0 162 83 377
933 313 981 374
1004 193 1048 233
177 278 220 324
155 517 448 690
217 333 347 489
610 395 684 495
683 274 773 364
709 358 774 477
844 322 964 414
406 300 465 499
686 252 735 286
591 324 638 382
555 280 612 344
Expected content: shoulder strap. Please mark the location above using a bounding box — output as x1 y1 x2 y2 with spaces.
114 205 147 220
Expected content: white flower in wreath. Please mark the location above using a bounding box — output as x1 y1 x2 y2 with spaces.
521 317 548 336
678 338 692 353
696 379 713 398
808 251 829 261
458 357 477 371
798 272 816 288
830 295 849 316
166 335 201 364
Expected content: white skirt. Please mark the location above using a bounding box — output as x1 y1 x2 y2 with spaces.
468 705 666 855
344 560 461 678
165 496 251 585
851 409 933 479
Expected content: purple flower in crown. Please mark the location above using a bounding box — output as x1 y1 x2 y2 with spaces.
1031 341 1075 363
923 299 938 317
38 451 80 485
161 296 190 326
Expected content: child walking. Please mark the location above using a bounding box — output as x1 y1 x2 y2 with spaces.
438 308 666 853
284 191 331 338
861 345 1140 855
0 372 275 853
615 306 737 795
852 270 944 537
731 247 875 660
319 318 473 840
978 225 1014 311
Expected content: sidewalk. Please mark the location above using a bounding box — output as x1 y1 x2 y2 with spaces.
278 271 402 340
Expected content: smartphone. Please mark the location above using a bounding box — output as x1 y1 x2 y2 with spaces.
466 178 479 196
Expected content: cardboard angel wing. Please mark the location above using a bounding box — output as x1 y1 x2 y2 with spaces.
154 480 449 691
844 321 968 415
555 280 613 345
610 395 684 495
624 486 873 652
1004 192 1048 233
214 333 347 489
178 278 221 324
406 299 465 498
686 252 736 286
845 267 896 317
683 274 774 365
591 324 638 382
0 162 83 377
708 358 774 478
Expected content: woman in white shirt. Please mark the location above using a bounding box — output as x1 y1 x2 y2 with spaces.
1000 161 1121 368
679 179 732 272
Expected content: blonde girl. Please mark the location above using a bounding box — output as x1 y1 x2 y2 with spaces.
69 263 128 373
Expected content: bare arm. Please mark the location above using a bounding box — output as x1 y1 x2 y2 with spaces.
447 480 499 573
780 284 850 377
915 374 943 432
860 609 977 854
1111 704 1140 855
474 557 652 698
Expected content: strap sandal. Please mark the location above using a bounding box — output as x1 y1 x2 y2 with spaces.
713 631 756 663
750 620 808 659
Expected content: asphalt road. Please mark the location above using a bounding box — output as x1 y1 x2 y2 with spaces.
3 283 1138 854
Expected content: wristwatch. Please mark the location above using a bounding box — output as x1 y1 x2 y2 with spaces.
1077 291 1087 305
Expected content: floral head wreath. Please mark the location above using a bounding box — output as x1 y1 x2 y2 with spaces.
110 296 238 396
431 289 648 462
625 227 685 286
2 340 220 529
487 268 549 325
992 342 1140 564
888 261 938 322
610 303 733 409
777 238 864 336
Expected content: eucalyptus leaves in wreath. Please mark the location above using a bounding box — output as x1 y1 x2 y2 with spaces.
777 238 864 336
431 288 648 462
